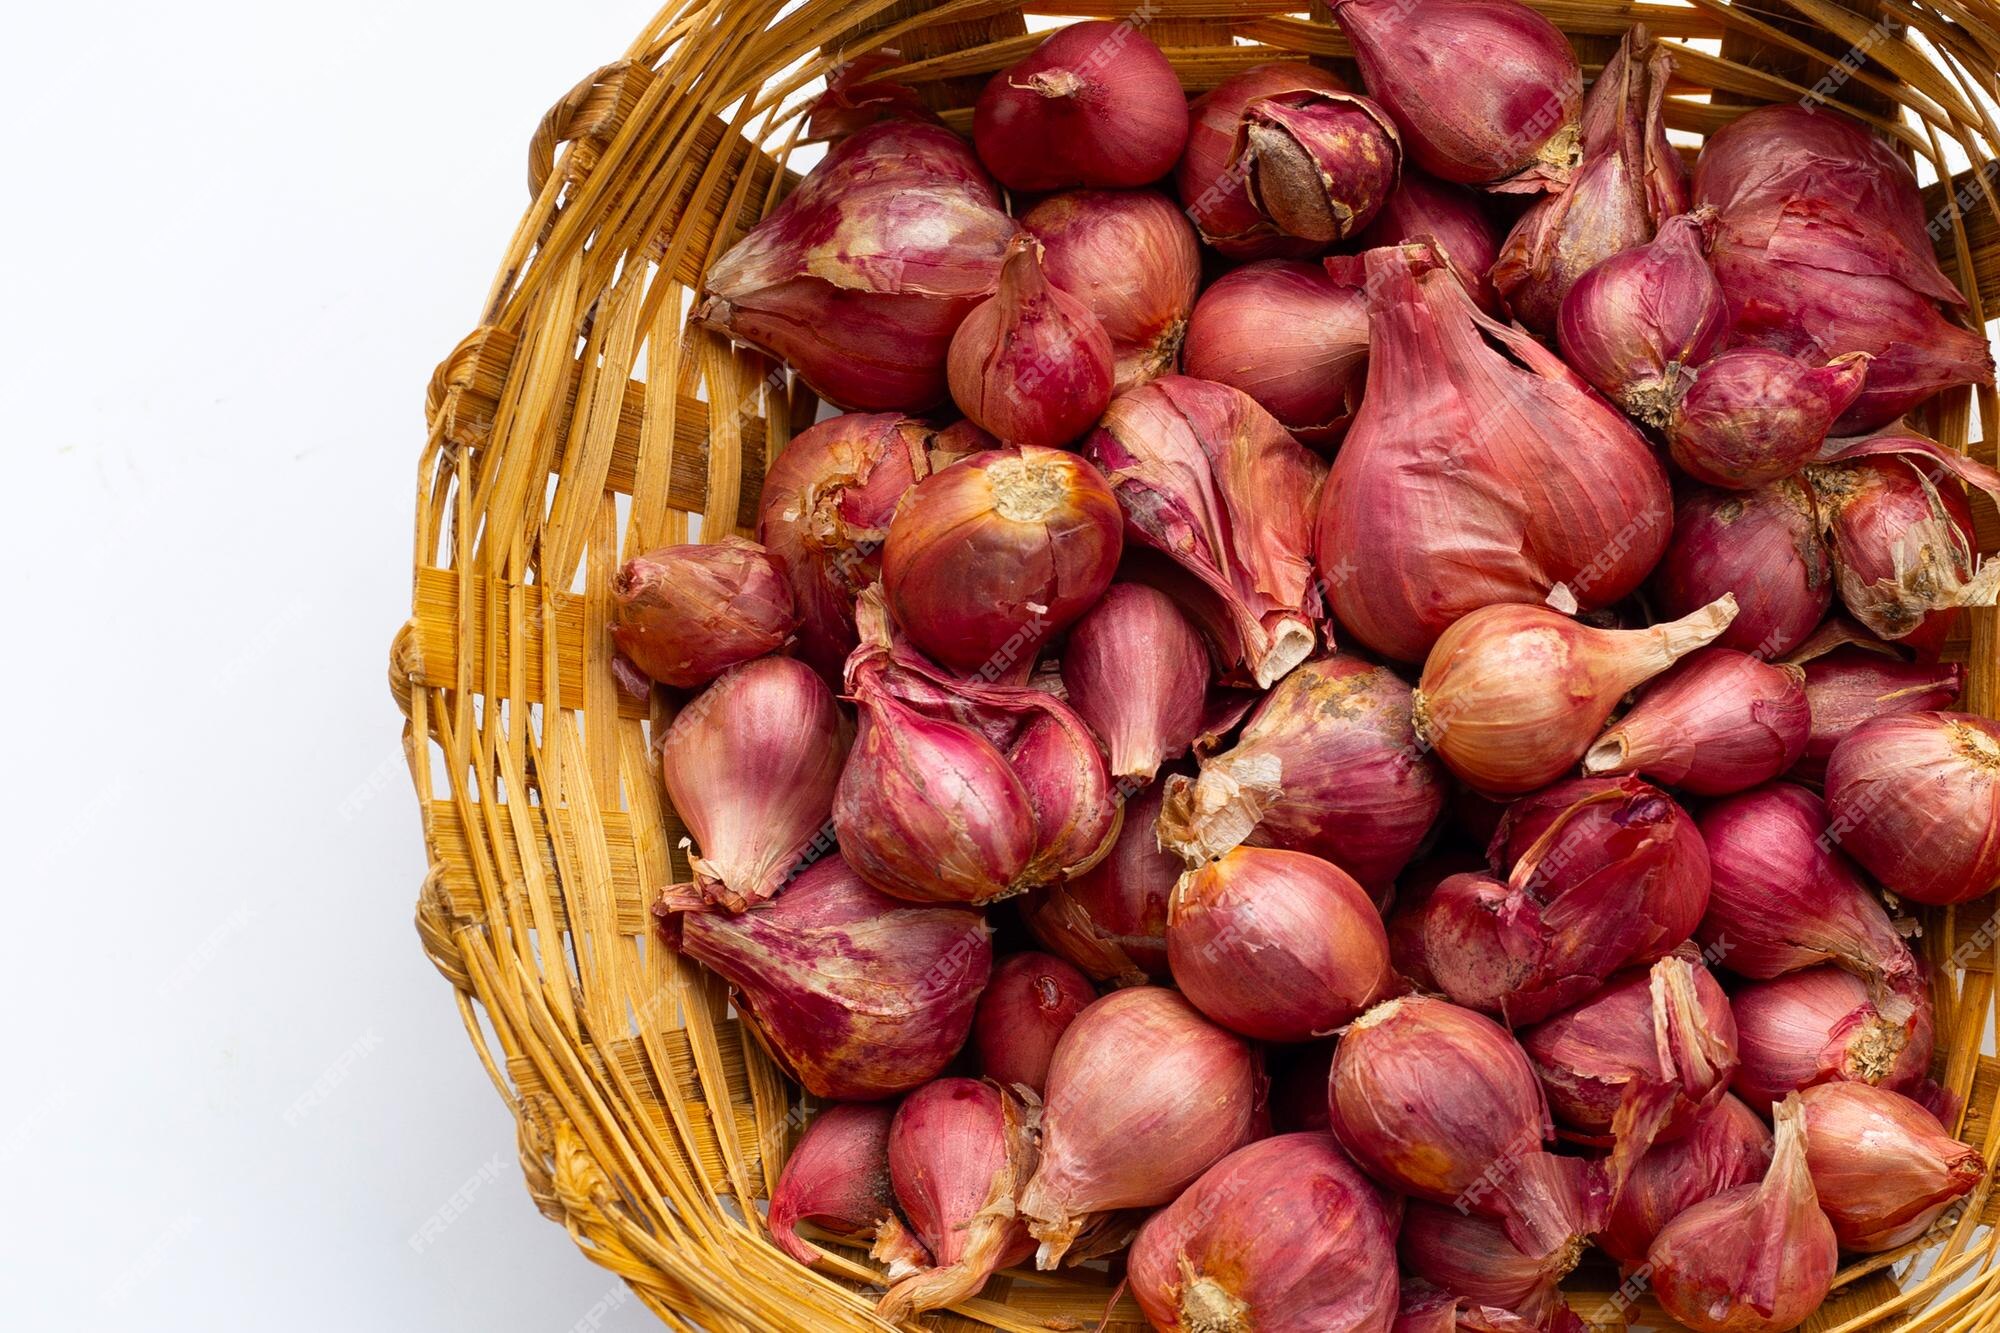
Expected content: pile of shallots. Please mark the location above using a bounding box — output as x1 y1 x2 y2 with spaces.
617 8 1999 1331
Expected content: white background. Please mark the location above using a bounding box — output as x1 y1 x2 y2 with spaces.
2 1 663 1326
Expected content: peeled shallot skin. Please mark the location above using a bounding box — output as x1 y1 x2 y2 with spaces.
1823 711 2000 906
1797 1081 1986 1253
1129 1133 1401 1333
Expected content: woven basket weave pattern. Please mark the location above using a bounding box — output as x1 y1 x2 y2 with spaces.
398 2 2000 1327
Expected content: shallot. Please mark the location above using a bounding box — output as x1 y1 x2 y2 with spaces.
1059 583 1210 783
1667 349 1868 489
611 537 797 689
1181 259 1369 445
1023 189 1201 393
1019 781 1177 986
947 234 1114 448
1176 63 1348 259
971 951 1095 1093
1731 965 1934 1114
1824 711 2000 905
769 1102 925 1271
972 21 1188 191
1649 479 1831 661
1599 1095 1773 1266
1557 210 1727 424
1583 649 1810 796
1792 642 1964 782
1797 1081 1985 1253
1356 169 1503 310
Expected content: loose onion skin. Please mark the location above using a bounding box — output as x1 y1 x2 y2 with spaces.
1129 1133 1402 1333
697 121 1017 410
972 21 1189 192
611 537 798 689
947 235 1114 449
881 446 1122 677
1797 1082 1986 1253
1167 846 1392 1041
769 1102 926 1271
1599 1095 1773 1266
1557 210 1727 425
1024 189 1201 394
1181 259 1369 445
1730 966 1935 1115
1824 711 2000 906
1793 645 1964 783
1583 649 1810 796
1176 63 1348 259
1650 479 1831 661
971 951 1096 1093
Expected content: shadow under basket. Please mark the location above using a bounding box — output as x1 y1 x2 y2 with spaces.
396 0 2000 1327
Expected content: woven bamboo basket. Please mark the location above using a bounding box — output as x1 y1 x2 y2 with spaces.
396 0 2000 1327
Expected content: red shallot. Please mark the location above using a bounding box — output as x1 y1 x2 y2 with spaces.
1557 210 1727 424
1731 965 1934 1114
1649 479 1831 661
611 537 797 689
1181 259 1368 446
1667 349 1869 490
1824 711 2000 906
1020 782 1177 985
1398 1203 1585 1331
971 951 1096 1093
1793 642 1964 783
1176 63 1348 259
1356 169 1503 310
1023 189 1201 393
1583 649 1810 796
1236 86 1403 244
770 1102 925 1271
947 235 1115 449
1059 583 1211 783
1798 1081 1986 1253
1599 1094 1772 1266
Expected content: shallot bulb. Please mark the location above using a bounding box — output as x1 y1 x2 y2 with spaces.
1600 1095 1773 1266
1697 104 1993 432
1583 649 1810 796
1647 1095 1837 1333
1557 210 1728 424
1491 26 1687 332
757 412 931 680
1157 652 1445 892
769 1102 925 1271
972 21 1189 191
1798 1082 1986 1253
1695 783 1920 997
1405 777 1711 1024
1129 1133 1402 1333
1793 644 1964 782
1330 0 1582 192
1020 987 1260 1266
1315 241 1672 664
1731 966 1934 1114
1518 954 1739 1182
882 447 1122 676
1177 63 1348 259
1824 711 2000 906
1059 584 1211 784
1083 376 1327 687
972 951 1096 1093
1330 996 1607 1258
1667 349 1869 489
663 855 990 1099
1356 168 1503 310
611 537 797 689
947 235 1115 448
1398 1204 1585 1331
1005 703 1122 883
1023 189 1201 393
1020 782 1177 985
1650 479 1831 661
656 658 850 912
697 121 1016 410
1181 259 1369 446
1167 847 1392 1041
876 1079 1040 1319
1394 1287 1544 1333
1237 87 1403 244
1413 597 1737 794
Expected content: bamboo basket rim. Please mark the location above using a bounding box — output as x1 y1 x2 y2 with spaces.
396 1 2000 1327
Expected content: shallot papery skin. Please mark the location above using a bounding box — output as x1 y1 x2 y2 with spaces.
1059 583 1211 783
1730 965 1935 1115
610 537 798 689
803 51 931 142
1650 479 1831 661
947 235 1115 449
1314 242 1672 664
1157 652 1445 891
877 1078 1040 1319
1694 783 1921 995
1083 375 1327 687
1491 26 1687 333
1020 781 1176 985
696 121 1016 411
881 446 1122 676
1696 104 1994 432
1584 649 1810 796
1330 996 1607 1258
1331 0 1582 193
1824 711 2000 906
1394 1286 1544 1333
1238 87 1403 244
1599 1094 1773 1266
1647 1095 1837 1333
1024 189 1201 393
1019 987 1260 1267
1181 259 1369 446
757 412 932 681
1398 1203 1585 1331
1667 349 1869 490
1794 645 1964 782
1176 63 1348 259
769 1102 925 1271
1518 954 1739 1183
1798 1081 1986 1253
1356 168 1503 310
971 21 1189 192
1129 1133 1402 1333
1412 776 1711 1024
1413 597 1737 795
656 657 849 912
1166 846 1392 1041
1557 210 1727 424
972 951 1096 1093
667 855 991 1100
